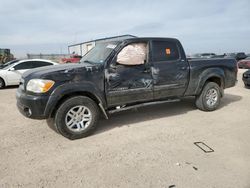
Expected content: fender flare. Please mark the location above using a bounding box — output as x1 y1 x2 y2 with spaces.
195 68 225 95
44 82 108 119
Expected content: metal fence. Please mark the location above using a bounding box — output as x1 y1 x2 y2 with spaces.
27 53 69 63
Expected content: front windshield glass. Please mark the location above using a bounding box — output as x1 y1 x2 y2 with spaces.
80 42 119 64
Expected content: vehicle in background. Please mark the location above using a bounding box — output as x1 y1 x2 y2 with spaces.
0 59 19 69
236 52 247 61
238 57 250 69
61 54 82 64
188 53 224 59
225 52 247 61
213 54 226 58
0 59 58 88
188 53 215 59
242 70 250 87
0 48 14 64
16 37 237 139
188 53 201 59
200 53 216 58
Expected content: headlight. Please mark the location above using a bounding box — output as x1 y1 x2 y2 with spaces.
26 79 55 93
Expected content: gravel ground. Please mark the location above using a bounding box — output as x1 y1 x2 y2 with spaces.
0 69 249 188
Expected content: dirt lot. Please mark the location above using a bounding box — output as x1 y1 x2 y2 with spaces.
0 69 249 188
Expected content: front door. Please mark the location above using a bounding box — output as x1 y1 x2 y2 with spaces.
106 42 154 107
151 40 189 99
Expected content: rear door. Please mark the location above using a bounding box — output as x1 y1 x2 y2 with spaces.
151 40 189 99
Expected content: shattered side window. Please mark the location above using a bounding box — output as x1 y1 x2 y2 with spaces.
117 43 147 65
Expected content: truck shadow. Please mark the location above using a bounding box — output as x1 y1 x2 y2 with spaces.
219 93 242 109
95 93 242 135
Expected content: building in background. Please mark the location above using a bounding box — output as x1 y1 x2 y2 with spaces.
68 34 136 56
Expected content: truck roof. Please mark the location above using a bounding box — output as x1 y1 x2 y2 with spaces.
101 37 180 44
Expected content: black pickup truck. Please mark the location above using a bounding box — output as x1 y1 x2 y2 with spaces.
16 37 237 139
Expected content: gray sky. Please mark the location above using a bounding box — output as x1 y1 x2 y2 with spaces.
1 0 250 57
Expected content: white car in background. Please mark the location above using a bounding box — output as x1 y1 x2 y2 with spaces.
0 59 58 88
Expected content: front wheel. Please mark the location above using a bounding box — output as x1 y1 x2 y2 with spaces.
0 78 5 89
195 82 221 111
54 96 100 140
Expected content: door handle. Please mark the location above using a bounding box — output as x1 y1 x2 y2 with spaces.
143 69 150 73
179 66 187 70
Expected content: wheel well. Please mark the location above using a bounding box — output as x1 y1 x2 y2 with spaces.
50 91 101 118
0 77 6 87
206 77 223 88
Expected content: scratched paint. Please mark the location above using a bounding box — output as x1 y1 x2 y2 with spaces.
107 64 153 91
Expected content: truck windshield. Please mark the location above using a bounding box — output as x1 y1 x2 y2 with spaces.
80 42 118 64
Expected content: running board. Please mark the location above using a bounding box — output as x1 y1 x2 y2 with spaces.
108 99 181 114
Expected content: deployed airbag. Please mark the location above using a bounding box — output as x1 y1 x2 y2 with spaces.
117 43 147 65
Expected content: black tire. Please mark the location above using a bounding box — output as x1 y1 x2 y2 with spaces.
195 82 221 111
0 78 5 89
46 118 59 134
66 61 71 64
53 96 100 140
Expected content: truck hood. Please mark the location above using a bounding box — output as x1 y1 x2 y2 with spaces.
22 63 100 82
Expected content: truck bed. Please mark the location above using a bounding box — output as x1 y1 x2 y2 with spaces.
185 58 237 96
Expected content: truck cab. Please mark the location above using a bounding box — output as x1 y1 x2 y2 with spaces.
104 38 189 106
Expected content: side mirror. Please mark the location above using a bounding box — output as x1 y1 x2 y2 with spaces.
144 61 150 68
109 61 117 70
9 67 15 71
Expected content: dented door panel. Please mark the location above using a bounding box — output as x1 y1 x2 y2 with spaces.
152 60 189 99
105 41 154 106
106 64 153 106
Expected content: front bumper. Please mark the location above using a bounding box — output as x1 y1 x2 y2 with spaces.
16 88 50 119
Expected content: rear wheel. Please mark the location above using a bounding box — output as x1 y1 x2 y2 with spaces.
53 96 100 139
195 82 221 111
0 78 5 89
